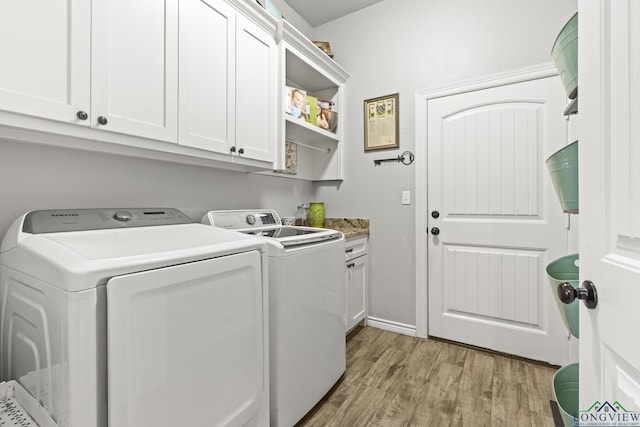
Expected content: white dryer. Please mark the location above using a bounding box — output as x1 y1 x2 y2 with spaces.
0 208 269 427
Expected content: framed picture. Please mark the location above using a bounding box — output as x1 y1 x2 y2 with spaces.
312 41 334 58
364 93 399 151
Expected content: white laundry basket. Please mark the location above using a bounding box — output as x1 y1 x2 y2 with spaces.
0 380 57 427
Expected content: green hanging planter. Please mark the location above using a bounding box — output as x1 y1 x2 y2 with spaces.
546 141 579 214
552 12 578 98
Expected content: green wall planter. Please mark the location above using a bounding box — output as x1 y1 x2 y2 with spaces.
547 141 579 214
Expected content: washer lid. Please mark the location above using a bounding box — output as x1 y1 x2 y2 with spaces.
1 209 267 292
241 226 342 248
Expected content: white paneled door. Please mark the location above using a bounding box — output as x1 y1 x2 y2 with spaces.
579 0 640 419
424 70 570 364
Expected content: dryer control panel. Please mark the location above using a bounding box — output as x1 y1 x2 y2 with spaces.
22 208 193 234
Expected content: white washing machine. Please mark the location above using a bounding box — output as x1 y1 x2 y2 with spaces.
0 208 270 427
202 209 345 427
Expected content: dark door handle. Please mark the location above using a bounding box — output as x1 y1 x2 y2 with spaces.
431 211 440 219
430 227 440 236
557 280 598 309
97 116 108 125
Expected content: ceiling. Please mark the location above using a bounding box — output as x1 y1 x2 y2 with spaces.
283 0 384 27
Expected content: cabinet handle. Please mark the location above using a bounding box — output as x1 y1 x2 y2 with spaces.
345 248 354 253
97 116 108 125
238 148 245 155
347 263 355 268
230 146 236 153
76 111 88 121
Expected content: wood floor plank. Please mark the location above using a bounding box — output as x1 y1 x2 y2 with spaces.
362 346 412 392
296 327 558 427
490 377 532 427
367 385 424 427
455 351 495 426
524 362 558 416
408 383 459 426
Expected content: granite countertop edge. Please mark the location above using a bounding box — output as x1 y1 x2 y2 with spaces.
324 218 369 238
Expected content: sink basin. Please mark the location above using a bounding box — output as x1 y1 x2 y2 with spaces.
546 253 579 338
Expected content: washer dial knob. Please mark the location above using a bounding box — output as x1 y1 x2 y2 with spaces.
113 210 133 222
246 214 256 225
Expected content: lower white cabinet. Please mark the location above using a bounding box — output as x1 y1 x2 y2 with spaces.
345 236 368 332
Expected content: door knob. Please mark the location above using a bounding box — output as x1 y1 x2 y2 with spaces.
76 110 88 120
97 116 108 125
430 227 440 236
230 146 236 153
431 211 440 219
238 148 245 155
557 280 598 309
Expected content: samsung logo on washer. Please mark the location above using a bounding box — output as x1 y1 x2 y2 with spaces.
51 213 79 217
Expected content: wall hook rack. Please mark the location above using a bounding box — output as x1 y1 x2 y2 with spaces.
374 151 415 166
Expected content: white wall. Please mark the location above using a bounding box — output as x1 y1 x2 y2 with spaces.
0 139 313 235
311 0 578 328
269 0 313 37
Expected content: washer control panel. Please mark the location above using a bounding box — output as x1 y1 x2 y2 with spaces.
23 208 193 234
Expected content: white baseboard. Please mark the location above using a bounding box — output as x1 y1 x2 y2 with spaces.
366 316 416 337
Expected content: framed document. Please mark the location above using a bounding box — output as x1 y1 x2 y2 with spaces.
364 93 399 151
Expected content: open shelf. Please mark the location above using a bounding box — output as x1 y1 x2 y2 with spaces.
285 115 339 146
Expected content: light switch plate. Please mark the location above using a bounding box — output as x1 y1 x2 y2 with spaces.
402 190 411 205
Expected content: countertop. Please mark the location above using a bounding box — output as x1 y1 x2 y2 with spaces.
324 218 369 239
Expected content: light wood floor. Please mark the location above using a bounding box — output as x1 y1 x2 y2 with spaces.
296 326 559 427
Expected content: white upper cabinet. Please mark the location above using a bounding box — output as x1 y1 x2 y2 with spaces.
0 0 178 142
178 0 236 154
235 13 276 163
0 0 91 124
91 0 178 142
179 0 276 163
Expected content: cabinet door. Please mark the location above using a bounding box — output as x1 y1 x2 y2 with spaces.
0 0 90 123
346 255 367 330
178 0 236 154
91 0 178 142
235 14 276 163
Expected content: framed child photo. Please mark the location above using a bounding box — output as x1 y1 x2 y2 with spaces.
364 93 399 151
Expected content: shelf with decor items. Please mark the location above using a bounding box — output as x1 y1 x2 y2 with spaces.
271 20 350 181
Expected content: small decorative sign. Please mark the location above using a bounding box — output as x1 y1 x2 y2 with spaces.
275 139 297 175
